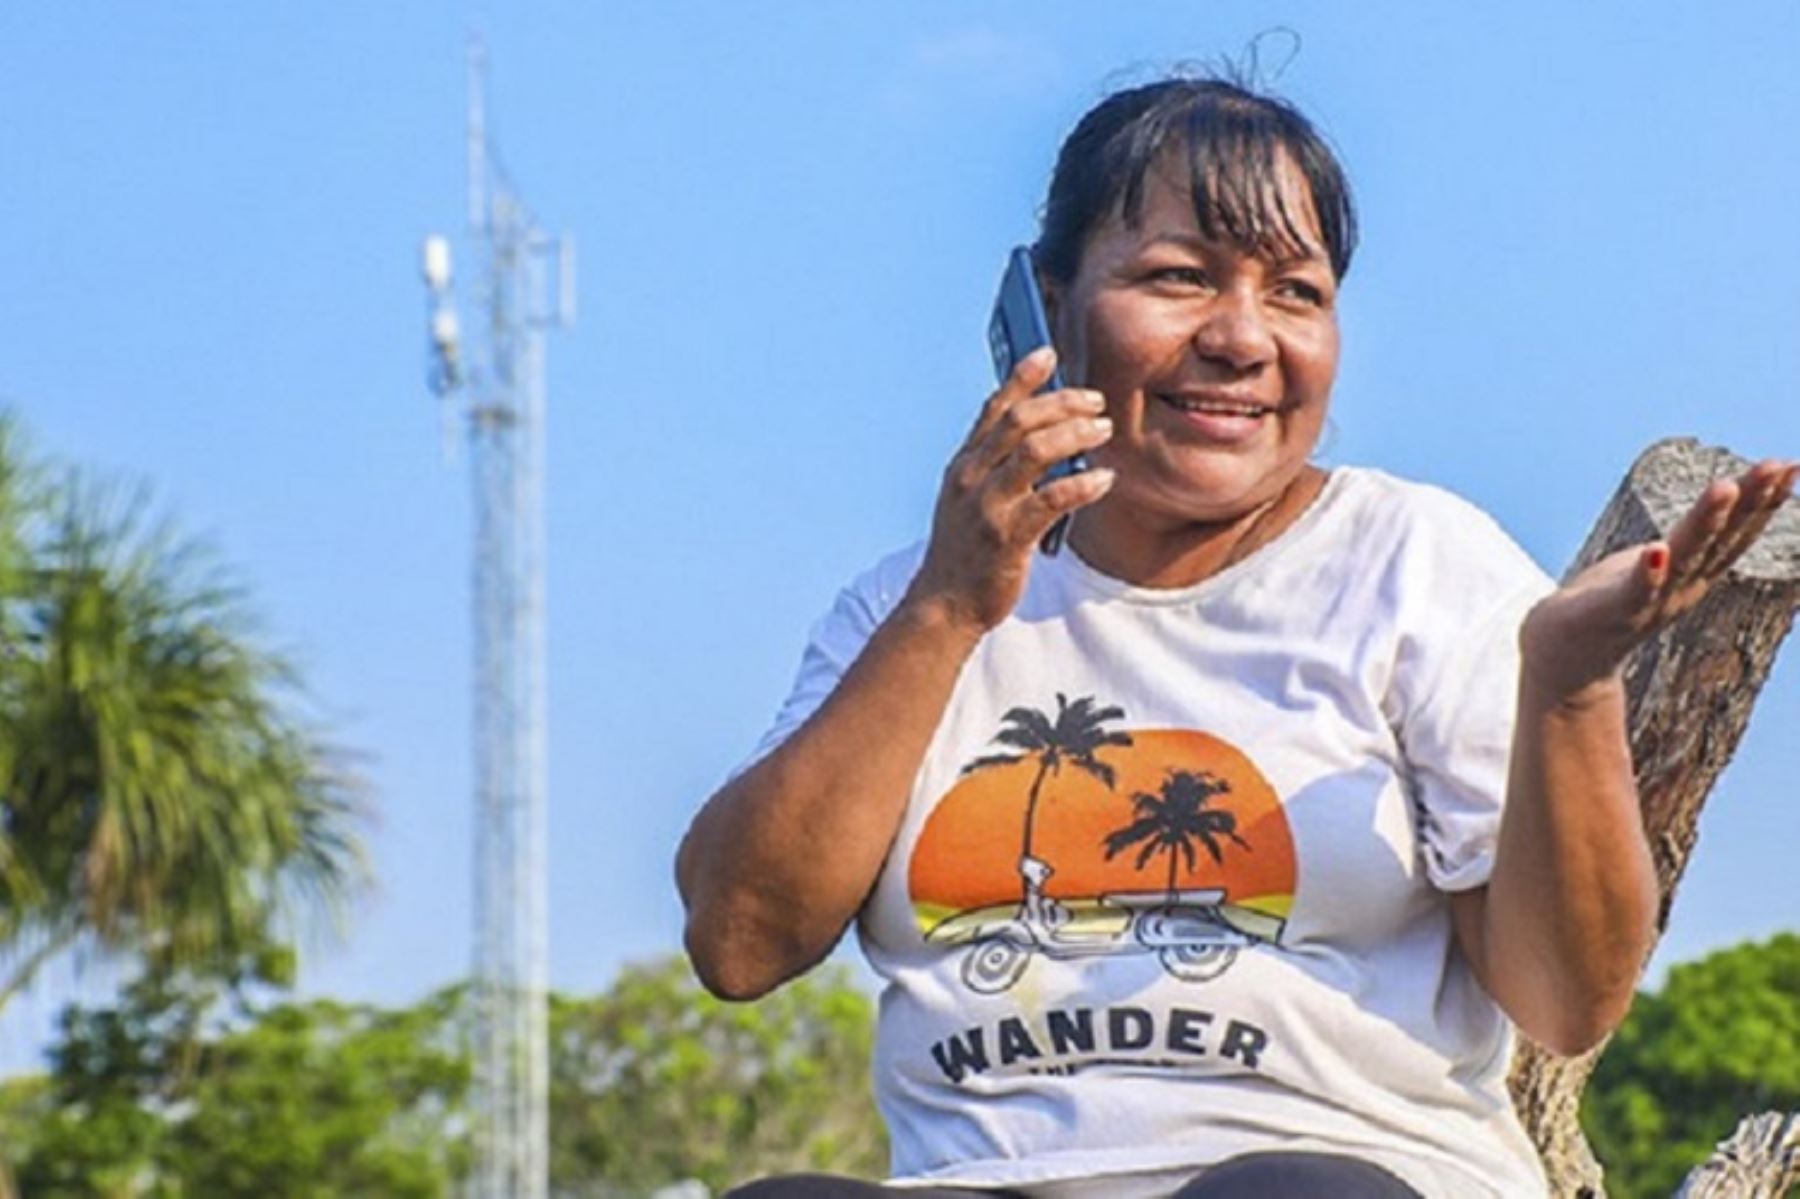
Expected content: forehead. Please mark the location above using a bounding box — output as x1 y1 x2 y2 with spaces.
1096 144 1329 265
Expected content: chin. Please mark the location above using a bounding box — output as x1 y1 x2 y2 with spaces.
1139 455 1302 523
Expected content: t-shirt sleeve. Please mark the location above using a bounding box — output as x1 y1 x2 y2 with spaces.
1386 494 1557 893
730 543 924 778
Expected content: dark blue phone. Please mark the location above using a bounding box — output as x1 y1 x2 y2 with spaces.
987 246 1090 555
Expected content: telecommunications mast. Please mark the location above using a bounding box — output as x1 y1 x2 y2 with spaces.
421 36 573 1199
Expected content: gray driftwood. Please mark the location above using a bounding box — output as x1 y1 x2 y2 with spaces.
1674 1112 1800 1198
1502 439 1800 1197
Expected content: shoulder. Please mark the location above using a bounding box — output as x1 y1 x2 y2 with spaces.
1330 466 1553 600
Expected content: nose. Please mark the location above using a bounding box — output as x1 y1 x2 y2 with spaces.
1191 286 1277 371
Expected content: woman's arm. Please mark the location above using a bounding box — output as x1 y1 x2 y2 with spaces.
1451 459 1796 1055
676 348 1115 1000
676 594 981 1000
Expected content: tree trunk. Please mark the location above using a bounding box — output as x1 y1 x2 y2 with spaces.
1505 438 1800 1197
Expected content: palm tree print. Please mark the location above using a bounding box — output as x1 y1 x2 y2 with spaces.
1103 769 1252 901
961 693 1133 901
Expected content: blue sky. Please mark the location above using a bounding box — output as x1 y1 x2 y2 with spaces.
2 3 1796 1063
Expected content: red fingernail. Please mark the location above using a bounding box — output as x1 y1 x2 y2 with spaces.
1646 546 1669 571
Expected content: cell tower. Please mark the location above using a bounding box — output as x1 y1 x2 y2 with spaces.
421 37 573 1199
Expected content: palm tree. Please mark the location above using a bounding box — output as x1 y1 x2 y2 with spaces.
962 693 1133 910
1103 769 1252 901
0 414 364 1009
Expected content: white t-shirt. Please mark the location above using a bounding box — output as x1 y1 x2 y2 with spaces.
744 467 1556 1198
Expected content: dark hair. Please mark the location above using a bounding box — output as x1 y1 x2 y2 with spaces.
1034 76 1357 284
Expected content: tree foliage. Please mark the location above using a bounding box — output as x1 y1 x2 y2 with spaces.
4 961 469 1198
0 411 365 1005
1582 933 1800 1199
0 955 884 1196
549 957 884 1195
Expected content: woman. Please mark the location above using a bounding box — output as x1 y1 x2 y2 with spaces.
676 76 1796 1198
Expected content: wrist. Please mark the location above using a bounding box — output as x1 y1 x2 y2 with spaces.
893 588 991 653
1519 657 1627 717
1518 602 1634 711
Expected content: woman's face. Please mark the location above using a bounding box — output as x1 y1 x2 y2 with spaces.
1047 153 1340 528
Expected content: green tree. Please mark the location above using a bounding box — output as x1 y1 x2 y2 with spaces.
549 957 884 1196
7 960 469 1198
1102 768 1251 899
0 413 364 1005
3 954 883 1197
1582 933 1800 1198
167 989 469 1197
6 954 281 1196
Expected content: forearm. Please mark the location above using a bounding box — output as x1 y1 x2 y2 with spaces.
676 594 984 1000
1456 463 1792 1053
1480 671 1659 1054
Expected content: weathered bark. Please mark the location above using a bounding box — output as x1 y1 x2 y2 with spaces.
1504 439 1800 1197
1675 1112 1800 1198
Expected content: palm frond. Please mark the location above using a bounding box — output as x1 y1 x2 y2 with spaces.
991 725 1050 752
1071 754 1116 789
0 444 367 1004
961 751 1025 776
1102 816 1161 858
994 706 1056 747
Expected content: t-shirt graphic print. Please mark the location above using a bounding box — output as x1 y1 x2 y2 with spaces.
914 703 1292 1004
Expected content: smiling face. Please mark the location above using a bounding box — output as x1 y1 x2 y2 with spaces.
1047 151 1340 532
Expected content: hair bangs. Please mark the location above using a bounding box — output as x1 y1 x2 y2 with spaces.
1184 106 1322 265
1036 77 1357 284
1112 105 1321 266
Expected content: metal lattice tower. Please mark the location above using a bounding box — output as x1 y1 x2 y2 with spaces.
422 37 573 1199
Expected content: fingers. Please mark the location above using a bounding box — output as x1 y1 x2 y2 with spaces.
1644 461 1796 624
993 412 1113 492
935 358 1116 559
972 385 1108 474
1699 460 1797 576
950 409 1113 553
965 346 1061 447
1664 477 1739 585
1020 467 1117 536
1670 460 1795 584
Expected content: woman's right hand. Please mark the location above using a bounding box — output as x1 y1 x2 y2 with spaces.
906 347 1117 633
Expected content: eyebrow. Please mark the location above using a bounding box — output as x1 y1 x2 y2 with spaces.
1139 231 1329 268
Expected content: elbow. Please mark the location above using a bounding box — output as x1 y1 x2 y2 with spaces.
684 934 785 1004
681 905 797 1003
1532 1013 1618 1059
678 857 791 1002
1523 982 1640 1058
1526 1013 1601 1058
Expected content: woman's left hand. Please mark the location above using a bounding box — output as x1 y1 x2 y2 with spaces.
1520 458 1798 703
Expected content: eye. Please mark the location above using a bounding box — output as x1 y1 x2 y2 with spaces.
1273 278 1329 307
1146 266 1211 290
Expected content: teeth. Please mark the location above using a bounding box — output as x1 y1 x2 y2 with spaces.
1165 396 1268 417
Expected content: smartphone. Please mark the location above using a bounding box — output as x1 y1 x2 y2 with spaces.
987 246 1090 555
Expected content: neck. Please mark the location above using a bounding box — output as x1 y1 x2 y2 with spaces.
1067 466 1329 589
